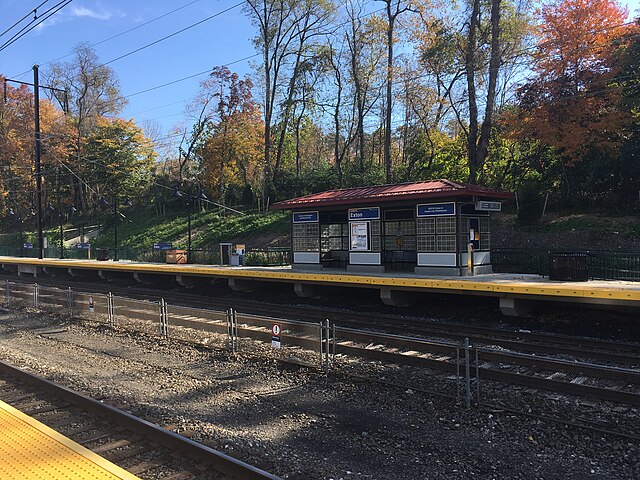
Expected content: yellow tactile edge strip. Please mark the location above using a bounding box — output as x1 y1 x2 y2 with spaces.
2 256 639 302
0 399 140 480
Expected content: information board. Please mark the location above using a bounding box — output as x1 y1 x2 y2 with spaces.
350 221 370 251
475 200 501 211
417 202 456 217
292 211 319 223
153 242 173 251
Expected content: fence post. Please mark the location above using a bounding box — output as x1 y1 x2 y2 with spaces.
227 308 238 353
159 299 168 337
475 346 480 403
464 338 471 408
332 323 336 363
232 308 238 352
324 319 330 375
318 321 323 369
456 346 460 403
107 293 114 328
67 287 73 317
33 283 39 309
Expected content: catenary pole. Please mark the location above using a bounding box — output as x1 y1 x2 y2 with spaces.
33 64 44 259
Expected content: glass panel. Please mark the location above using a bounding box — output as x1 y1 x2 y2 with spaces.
417 235 436 252
437 235 457 252
437 217 457 234
416 218 435 235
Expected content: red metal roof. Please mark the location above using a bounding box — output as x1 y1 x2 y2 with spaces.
271 179 513 210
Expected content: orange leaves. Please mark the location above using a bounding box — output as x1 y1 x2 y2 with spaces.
510 0 634 163
536 0 630 82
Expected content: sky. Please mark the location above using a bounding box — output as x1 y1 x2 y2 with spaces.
1 0 640 151
0 0 256 148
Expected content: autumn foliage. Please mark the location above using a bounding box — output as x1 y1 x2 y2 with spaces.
511 0 634 161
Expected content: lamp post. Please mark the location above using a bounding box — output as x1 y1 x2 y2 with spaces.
8 207 24 257
171 186 207 264
100 194 131 262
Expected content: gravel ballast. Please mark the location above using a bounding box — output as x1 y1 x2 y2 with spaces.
0 307 638 480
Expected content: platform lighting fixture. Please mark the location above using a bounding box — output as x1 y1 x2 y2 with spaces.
7 207 27 257
100 193 132 262
171 186 207 264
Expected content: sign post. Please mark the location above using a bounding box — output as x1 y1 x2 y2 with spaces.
271 323 281 349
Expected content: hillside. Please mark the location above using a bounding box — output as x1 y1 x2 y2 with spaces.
2 210 639 256
492 213 640 252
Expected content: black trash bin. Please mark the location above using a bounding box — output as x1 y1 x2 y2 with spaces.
549 252 589 281
96 248 109 261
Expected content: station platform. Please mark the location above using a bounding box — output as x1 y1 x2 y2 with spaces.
0 399 139 479
1 256 639 317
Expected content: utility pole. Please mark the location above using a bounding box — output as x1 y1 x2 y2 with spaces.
4 67 68 260
34 64 44 259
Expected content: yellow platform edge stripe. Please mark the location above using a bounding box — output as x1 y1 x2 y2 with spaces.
0 399 140 480
2 256 639 303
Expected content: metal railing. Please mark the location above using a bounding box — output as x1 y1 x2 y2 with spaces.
2 279 639 438
0 244 291 267
492 248 640 281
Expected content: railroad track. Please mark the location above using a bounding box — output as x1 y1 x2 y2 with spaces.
4 278 640 408
0 360 280 480
3 274 638 366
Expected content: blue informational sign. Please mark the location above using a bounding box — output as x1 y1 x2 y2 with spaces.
292 211 319 223
76 243 91 250
153 242 173 251
348 207 380 221
23 243 33 249
417 202 456 217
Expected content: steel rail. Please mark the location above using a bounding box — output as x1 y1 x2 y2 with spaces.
5 276 639 363
0 360 281 480
6 279 640 405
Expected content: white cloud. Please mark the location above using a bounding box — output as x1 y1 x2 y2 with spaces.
70 6 114 20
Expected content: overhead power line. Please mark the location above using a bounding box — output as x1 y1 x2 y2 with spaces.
0 1 50 40
0 0 73 53
103 2 244 66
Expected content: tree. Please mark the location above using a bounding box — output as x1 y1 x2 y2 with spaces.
0 77 70 215
377 0 413 183
82 118 156 200
45 44 127 209
465 0 503 184
345 1 386 177
195 67 264 205
511 0 632 198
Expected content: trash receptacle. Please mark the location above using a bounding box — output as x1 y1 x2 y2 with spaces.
96 248 109 261
220 242 233 265
549 252 589 281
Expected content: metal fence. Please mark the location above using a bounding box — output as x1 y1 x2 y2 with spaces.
492 248 640 281
0 245 291 267
2 280 639 428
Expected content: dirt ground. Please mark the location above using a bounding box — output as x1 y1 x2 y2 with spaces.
0 307 638 480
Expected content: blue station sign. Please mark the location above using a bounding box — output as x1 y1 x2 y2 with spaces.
292 211 319 223
348 207 380 221
23 243 33 249
417 202 456 217
153 242 173 251
76 243 91 250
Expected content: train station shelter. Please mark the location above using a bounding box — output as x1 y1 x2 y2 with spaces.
272 179 514 276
